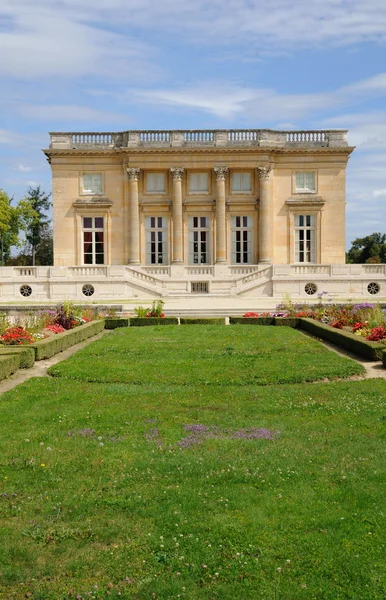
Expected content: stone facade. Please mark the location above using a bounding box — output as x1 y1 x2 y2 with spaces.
45 128 352 272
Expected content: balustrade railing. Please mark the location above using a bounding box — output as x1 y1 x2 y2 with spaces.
142 266 171 276
227 130 260 142
14 267 37 277
236 266 273 287
184 131 214 143
186 266 214 276
50 129 347 150
139 131 170 143
229 266 258 276
286 131 327 143
69 266 108 277
362 265 386 275
291 265 331 275
72 133 113 145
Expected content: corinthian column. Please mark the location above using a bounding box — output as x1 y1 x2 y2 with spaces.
170 168 184 263
214 166 228 264
127 168 141 264
257 166 273 263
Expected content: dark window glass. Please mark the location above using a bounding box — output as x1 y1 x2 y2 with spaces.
95 217 104 229
83 217 92 229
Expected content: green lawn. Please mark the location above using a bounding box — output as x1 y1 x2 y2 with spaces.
0 326 385 599
48 325 364 385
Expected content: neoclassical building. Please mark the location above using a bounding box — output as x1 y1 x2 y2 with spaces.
37 128 384 300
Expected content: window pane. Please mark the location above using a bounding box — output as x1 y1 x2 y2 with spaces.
94 217 104 229
232 173 241 191
83 217 92 229
147 173 165 192
241 173 251 191
95 253 104 264
190 173 208 192
296 172 305 189
305 172 315 190
84 254 93 264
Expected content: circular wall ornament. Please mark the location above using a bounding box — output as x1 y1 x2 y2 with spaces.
82 284 95 297
304 282 317 295
367 282 380 295
20 285 32 297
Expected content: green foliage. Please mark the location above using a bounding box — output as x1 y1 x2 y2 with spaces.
0 312 11 334
229 317 274 325
147 299 165 317
17 186 52 266
0 189 20 265
180 318 226 325
347 232 386 264
0 354 20 380
273 317 299 327
134 305 149 317
32 320 104 360
0 346 35 369
129 317 178 327
104 318 130 329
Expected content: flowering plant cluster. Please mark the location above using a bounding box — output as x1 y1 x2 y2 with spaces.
366 326 386 341
0 326 34 346
243 312 260 318
0 302 94 347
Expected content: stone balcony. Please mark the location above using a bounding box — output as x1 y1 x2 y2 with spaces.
48 129 349 150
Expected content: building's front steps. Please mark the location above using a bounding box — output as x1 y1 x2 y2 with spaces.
0 263 385 303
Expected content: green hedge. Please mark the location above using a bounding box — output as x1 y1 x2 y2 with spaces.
229 317 274 326
0 346 35 369
0 354 20 381
180 318 226 325
274 317 299 328
104 318 130 330
130 317 178 327
31 320 105 360
299 318 384 360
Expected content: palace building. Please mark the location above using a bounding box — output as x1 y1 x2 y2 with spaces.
1 127 382 303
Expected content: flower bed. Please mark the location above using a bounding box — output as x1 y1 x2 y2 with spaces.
0 303 103 367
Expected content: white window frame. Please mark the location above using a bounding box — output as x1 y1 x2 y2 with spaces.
294 214 316 263
231 216 253 264
188 216 211 265
146 173 166 194
231 172 252 193
145 217 168 265
189 173 209 194
82 173 103 195
82 216 105 265
294 171 316 194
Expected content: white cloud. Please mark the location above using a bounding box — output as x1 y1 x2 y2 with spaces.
2 0 386 49
0 10 159 80
17 164 33 172
373 189 386 199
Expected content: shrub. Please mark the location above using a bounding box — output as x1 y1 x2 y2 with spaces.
130 317 178 327
180 318 225 325
104 318 130 330
366 326 386 341
134 306 149 318
229 317 274 325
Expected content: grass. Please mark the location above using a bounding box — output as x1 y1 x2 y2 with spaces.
48 325 364 385
0 326 384 599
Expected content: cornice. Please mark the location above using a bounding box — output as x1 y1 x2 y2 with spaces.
286 196 325 207
73 197 113 208
44 146 355 158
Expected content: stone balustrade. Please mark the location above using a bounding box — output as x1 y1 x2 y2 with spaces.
49 129 348 150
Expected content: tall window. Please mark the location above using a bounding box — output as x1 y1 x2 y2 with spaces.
146 217 168 264
83 173 102 194
232 172 252 193
231 216 253 264
189 173 209 193
294 214 316 263
146 173 165 193
83 217 104 264
188 216 210 264
295 172 316 193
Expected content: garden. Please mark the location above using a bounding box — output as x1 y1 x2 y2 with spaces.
0 324 385 599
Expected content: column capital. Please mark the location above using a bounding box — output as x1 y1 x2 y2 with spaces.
127 167 141 181
170 167 185 181
214 166 228 181
256 166 272 181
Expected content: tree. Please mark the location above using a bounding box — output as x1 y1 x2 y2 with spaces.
0 189 20 265
18 186 52 266
347 232 386 264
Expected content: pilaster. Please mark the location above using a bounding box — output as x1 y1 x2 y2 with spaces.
257 166 273 264
214 166 228 264
170 167 185 264
127 168 141 264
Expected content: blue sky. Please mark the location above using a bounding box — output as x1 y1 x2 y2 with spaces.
1 0 386 248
